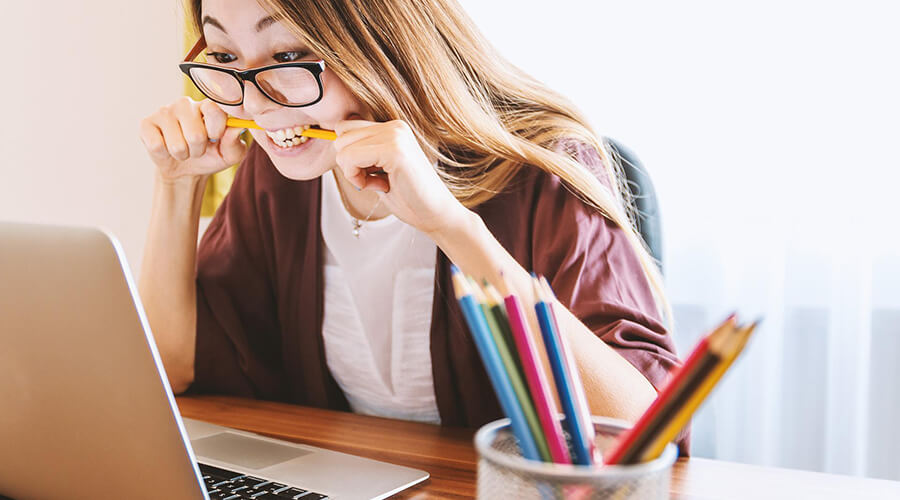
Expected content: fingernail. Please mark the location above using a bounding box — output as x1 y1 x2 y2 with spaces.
208 138 219 143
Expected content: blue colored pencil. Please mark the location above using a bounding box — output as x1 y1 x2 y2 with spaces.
450 267 541 461
532 276 594 465
540 276 598 463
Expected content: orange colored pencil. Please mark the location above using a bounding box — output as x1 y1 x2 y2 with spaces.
225 117 336 140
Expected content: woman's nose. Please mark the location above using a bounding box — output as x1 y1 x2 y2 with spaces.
241 81 279 116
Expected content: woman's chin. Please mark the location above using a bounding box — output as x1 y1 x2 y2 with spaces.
270 161 330 181
260 139 333 181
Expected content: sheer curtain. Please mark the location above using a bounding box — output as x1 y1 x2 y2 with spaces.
461 0 900 479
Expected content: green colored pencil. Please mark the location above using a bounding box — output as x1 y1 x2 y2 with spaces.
470 279 552 462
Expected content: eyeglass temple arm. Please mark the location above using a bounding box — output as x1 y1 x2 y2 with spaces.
184 36 207 63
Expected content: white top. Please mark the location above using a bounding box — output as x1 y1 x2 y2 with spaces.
319 170 441 424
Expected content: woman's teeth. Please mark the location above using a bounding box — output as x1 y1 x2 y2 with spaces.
266 125 316 148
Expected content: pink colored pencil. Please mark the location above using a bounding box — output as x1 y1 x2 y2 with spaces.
504 292 572 464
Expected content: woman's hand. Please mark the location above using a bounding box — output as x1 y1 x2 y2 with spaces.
333 118 470 236
139 96 249 183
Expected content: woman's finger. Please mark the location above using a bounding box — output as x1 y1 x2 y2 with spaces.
172 99 208 158
218 126 250 166
337 135 401 171
360 170 390 192
139 119 171 163
335 143 386 189
333 119 381 148
199 99 227 142
156 112 190 161
338 160 369 190
334 115 372 134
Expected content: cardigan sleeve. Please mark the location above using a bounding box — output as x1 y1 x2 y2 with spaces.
531 140 680 389
529 143 689 453
187 145 284 398
531 171 680 391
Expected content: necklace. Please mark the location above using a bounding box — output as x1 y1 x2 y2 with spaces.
350 196 383 238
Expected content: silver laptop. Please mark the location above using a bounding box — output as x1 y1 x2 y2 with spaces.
0 222 428 500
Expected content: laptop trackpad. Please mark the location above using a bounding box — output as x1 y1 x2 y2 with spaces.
191 432 311 470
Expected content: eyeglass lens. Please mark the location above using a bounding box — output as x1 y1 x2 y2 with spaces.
189 68 243 105
189 66 320 106
256 67 320 105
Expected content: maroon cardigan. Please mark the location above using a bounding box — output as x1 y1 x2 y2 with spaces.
190 142 688 453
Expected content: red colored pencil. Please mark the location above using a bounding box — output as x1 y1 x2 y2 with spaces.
603 314 737 465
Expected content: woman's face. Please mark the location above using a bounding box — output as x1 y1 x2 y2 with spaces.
201 0 368 180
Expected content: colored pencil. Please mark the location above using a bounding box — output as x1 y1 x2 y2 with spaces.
623 345 721 464
473 282 552 462
604 315 754 465
603 315 737 464
538 277 598 464
637 321 757 462
502 281 572 464
532 276 594 465
225 117 337 140
622 319 739 464
450 267 541 461
484 283 553 461
483 283 525 378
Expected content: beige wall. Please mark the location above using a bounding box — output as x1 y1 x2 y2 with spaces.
0 2 182 274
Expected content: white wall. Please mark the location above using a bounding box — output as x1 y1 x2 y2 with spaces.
458 0 899 253
0 1 182 274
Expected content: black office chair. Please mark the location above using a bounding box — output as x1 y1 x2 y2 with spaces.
604 138 663 274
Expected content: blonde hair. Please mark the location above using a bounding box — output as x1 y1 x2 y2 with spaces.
189 0 672 324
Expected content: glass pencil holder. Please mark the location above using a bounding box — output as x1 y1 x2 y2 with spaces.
474 416 678 500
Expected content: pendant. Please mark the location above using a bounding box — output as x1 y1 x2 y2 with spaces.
351 218 361 238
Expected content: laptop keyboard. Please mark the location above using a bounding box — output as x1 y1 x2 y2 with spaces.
199 463 329 500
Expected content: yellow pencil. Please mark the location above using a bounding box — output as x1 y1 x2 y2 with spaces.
638 322 757 461
225 117 337 141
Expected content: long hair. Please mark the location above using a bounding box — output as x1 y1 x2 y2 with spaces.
188 0 672 324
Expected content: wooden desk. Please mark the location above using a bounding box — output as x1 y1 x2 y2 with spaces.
177 395 900 499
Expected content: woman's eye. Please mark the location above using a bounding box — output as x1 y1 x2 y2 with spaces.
207 52 237 64
274 51 309 63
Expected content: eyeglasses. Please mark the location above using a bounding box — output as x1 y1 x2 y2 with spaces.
179 37 325 107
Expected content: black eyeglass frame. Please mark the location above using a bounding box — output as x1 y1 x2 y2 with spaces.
179 60 326 108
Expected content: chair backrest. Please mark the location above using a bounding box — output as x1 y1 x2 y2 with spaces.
604 137 664 274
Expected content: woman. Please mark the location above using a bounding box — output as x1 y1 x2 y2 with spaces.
139 0 685 450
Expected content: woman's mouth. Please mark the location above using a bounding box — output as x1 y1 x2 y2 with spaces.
265 124 319 149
